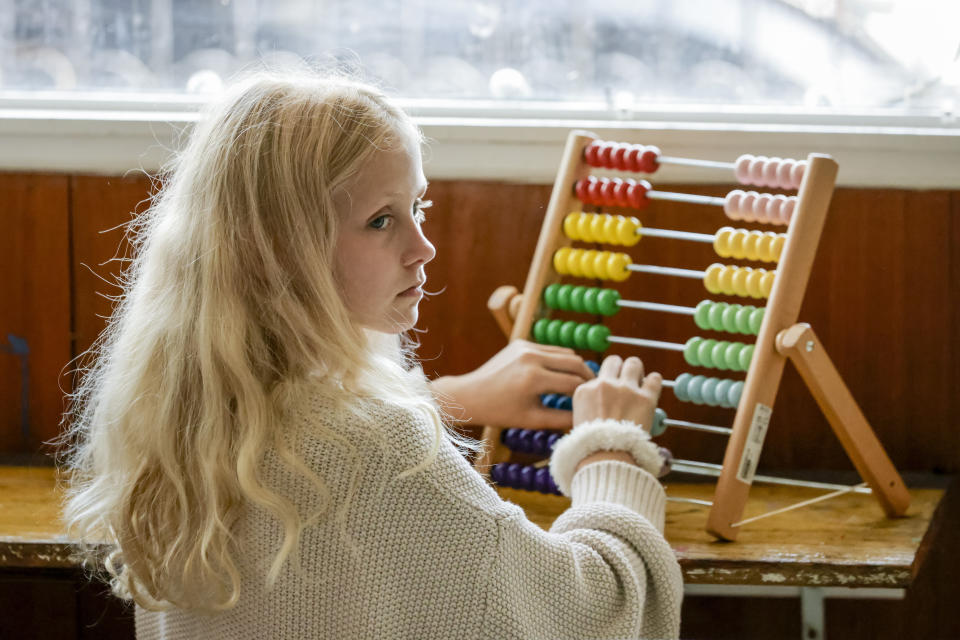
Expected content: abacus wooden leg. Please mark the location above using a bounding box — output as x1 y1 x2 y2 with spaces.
487 285 519 339
776 323 911 518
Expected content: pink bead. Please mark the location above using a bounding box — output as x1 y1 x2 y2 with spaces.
724 190 745 220
767 194 786 221
777 159 796 190
735 155 753 185
740 191 759 222
763 158 781 189
755 193 774 223
625 145 642 172
781 197 797 224
584 142 602 166
749 156 767 187
791 160 807 189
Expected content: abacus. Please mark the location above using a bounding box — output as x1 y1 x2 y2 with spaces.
479 130 910 541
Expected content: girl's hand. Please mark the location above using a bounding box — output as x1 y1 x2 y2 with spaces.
572 355 662 432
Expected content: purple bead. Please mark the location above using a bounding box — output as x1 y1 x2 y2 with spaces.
532 430 551 455
491 463 507 485
501 428 519 449
506 463 524 487
547 472 560 494
517 429 537 453
519 465 536 490
534 467 552 493
547 432 562 450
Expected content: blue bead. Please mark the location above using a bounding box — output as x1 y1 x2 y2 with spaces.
519 465 536 490
506 463 524 487
586 360 600 374
541 393 560 409
532 430 551 455
491 463 507 485
557 395 573 411
534 467 552 493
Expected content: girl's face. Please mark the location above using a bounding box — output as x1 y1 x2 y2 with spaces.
333 136 435 333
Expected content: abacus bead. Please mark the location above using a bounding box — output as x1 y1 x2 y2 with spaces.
589 213 608 241
547 432 562 450
611 144 629 171
743 232 762 261
704 264 725 294
597 289 620 316
543 283 560 309
781 197 797 224
573 323 591 349
541 394 560 410
586 360 601 374
602 215 622 245
745 269 765 298
625 145 642 172
600 179 618 207
767 194 785 223
708 301 727 331
694 300 713 330
730 266 750 297
724 190 745 220
735 305 753 332
556 284 574 310
734 155 753 184
724 342 743 370
587 178 604 205
777 159 796 189
684 337 703 366
651 407 668 437
673 373 692 402
771 234 786 261
722 304 743 332
517 429 537 453
714 227 735 257
748 156 767 186
553 247 572 274
506 463 524 487
533 318 550 343
626 180 650 209
756 231 776 262
574 178 590 203
697 339 718 367
569 285 586 313
583 287 600 314
587 324 611 351
738 344 755 370
760 270 776 298
618 216 641 246
718 266 737 295
608 253 632 282
519 465 536 490
559 321 578 348
597 143 614 169
576 213 594 242
711 341 731 370
534 467 553 493
580 250 597 278
792 160 807 189
557 395 573 411
729 381 745 407
502 427 519 447
591 250 609 279
763 158 781 188
546 319 564 345
547 471 560 494
740 192 758 222
728 229 746 258
491 463 507 485
714 379 733 407
688 375 706 405
701 376 719 405
749 307 765 334
584 142 601 166
613 180 632 207
563 212 580 240
639 145 661 173
531 430 552 453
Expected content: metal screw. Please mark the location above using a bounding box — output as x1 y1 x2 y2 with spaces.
805 340 814 352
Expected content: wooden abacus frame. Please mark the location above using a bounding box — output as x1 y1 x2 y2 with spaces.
476 129 910 541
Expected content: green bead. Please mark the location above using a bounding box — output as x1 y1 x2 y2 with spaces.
543 284 560 309
749 307 765 334
701 377 719 406
711 341 730 370
684 337 703 366
694 300 713 330
738 344 755 371
735 306 753 333
583 288 600 315
708 302 727 331
573 323 591 349
729 381 745 407
674 373 692 402
586 324 611 351
722 304 743 333
559 321 578 348
597 289 620 316
546 319 564 345
688 375 706 405
556 284 574 311
569 286 586 313
697 338 718 367
651 407 668 437
532 318 550 343
724 342 742 370
714 379 733 407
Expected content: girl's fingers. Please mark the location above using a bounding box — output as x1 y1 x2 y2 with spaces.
533 350 596 381
598 355 622 379
535 371 592 395
620 356 645 386
642 371 664 399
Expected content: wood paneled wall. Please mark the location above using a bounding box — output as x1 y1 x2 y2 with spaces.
2 173 958 475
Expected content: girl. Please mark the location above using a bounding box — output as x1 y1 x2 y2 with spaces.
62 67 682 639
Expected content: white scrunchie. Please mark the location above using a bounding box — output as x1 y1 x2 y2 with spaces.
549 418 664 497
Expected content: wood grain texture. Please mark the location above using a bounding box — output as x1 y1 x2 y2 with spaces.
0 174 71 454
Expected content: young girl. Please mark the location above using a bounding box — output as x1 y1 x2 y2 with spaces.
62 68 682 639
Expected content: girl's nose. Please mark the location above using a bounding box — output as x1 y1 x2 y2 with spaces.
404 223 436 267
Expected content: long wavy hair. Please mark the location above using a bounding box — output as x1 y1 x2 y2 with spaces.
60 67 479 612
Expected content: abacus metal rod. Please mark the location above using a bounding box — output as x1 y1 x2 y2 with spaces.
636 226 715 243
608 335 686 351
627 264 705 279
616 299 697 315
647 189 726 207
671 459 874 494
664 418 733 436
658 155 736 171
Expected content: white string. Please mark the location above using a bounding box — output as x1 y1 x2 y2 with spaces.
730 482 870 528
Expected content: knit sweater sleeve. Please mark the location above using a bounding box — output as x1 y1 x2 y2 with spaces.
482 460 683 640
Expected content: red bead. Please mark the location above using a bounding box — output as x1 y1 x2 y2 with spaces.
611 143 630 171
625 145 642 172
574 178 589 202
600 178 618 206
586 177 604 204
613 179 631 206
639 145 661 173
598 142 615 169
627 180 651 209
584 142 602 166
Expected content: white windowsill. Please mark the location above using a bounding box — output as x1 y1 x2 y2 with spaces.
1 96 958 188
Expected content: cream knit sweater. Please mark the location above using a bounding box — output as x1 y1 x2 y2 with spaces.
135 390 683 639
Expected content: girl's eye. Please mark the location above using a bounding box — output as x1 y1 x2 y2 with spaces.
369 215 391 230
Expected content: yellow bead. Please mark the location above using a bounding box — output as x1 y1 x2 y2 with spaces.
755 231 775 262
608 252 632 282
567 248 584 277
563 213 581 240
743 232 761 261
703 263 724 294
760 270 776 297
745 268 765 298
771 234 786 262
602 215 622 245
554 247 572 275
714 226 735 258
729 229 747 259
731 266 750 295
580 250 597 278
590 214 610 244
576 214 594 243
617 216 641 246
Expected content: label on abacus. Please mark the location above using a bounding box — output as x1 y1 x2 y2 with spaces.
737 403 773 484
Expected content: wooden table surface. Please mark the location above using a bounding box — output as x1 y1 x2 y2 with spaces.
0 466 949 588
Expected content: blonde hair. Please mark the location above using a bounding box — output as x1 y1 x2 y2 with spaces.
61 67 479 612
